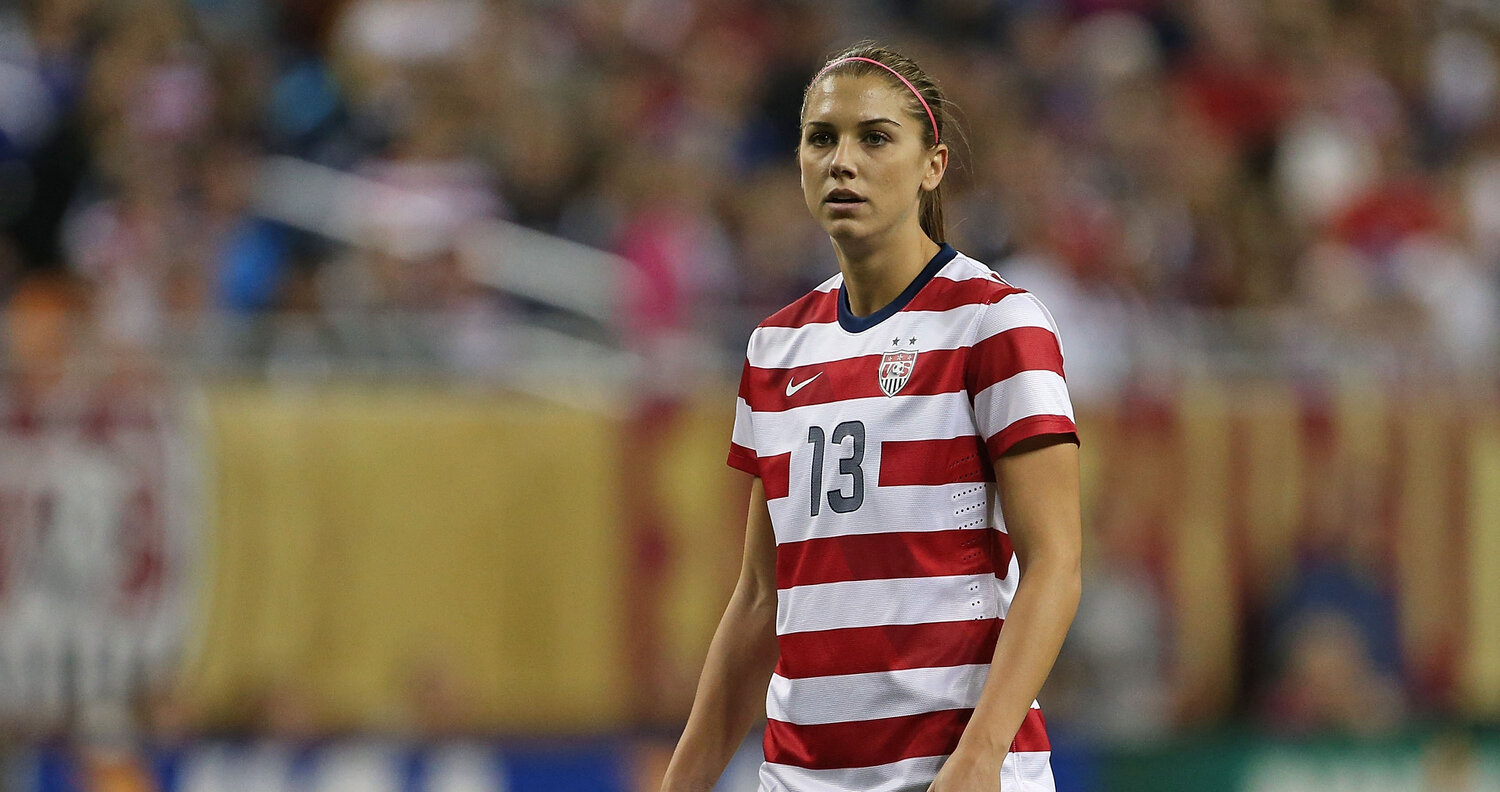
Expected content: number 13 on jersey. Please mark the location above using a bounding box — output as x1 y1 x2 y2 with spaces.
806 421 866 516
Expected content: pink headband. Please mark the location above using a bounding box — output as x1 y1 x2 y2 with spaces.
816 56 940 145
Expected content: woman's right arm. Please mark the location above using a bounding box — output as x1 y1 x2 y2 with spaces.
660 475 780 792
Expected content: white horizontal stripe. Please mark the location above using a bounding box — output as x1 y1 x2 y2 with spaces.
766 664 990 725
1004 748 1057 791
760 750 1052 792
767 482 988 544
943 255 1005 281
750 302 987 369
750 391 978 455
777 574 1000 635
985 497 1018 620
972 369 1074 436
731 396 754 449
997 549 1020 617
972 291 1058 343
814 260 1003 289
761 755 947 792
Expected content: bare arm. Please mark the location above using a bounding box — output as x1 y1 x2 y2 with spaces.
931 434 1082 790
661 475 780 792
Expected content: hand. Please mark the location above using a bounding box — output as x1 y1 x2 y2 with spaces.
926 748 1005 791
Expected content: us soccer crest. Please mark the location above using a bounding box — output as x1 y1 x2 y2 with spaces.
878 346 918 397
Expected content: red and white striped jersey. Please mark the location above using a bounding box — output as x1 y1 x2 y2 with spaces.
727 244 1077 792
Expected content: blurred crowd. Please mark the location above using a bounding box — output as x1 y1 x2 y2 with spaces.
1 0 1499 387
2 0 1499 750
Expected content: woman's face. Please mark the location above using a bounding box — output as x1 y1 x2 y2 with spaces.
799 73 947 247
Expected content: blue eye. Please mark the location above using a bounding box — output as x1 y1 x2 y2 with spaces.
864 131 889 145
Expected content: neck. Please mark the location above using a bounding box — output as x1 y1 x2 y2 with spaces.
835 225 941 317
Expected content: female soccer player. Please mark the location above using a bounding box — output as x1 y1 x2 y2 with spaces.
661 42 1082 792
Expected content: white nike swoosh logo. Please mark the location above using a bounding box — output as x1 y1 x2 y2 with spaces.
786 372 822 397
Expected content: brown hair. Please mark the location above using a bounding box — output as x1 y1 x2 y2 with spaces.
802 42 954 243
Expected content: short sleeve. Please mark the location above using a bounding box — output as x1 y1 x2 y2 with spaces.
965 291 1079 460
727 356 760 476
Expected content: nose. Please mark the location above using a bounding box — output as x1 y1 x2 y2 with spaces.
828 134 856 179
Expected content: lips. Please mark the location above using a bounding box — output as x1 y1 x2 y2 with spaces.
824 188 866 205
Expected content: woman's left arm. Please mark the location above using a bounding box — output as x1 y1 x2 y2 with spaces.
928 433 1082 791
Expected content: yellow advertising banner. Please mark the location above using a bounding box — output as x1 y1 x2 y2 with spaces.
177 383 1500 734
185 386 638 733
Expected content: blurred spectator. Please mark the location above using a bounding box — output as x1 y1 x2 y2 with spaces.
0 0 95 281
0 276 192 739
199 138 293 316
1423 731 1483 792
400 650 480 739
1254 476 1406 735
1258 609 1405 735
0 0 1491 376
61 135 199 351
254 678 326 742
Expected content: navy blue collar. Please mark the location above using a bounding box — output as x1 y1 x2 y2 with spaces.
837 243 958 333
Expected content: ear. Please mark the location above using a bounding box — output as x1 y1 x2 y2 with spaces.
921 143 949 192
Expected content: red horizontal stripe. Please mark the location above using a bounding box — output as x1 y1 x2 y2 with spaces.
760 452 791 499
764 708 972 769
911 277 1022 313
736 358 755 400
776 529 997 589
985 415 1079 459
761 289 838 328
775 618 1000 679
763 702 1050 770
759 277 1022 329
727 443 758 476
747 348 967 411
1013 706 1051 753
995 528 1014 581
878 436 992 487
965 326 1066 397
